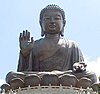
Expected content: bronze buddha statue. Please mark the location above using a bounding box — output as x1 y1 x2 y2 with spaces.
2 4 97 91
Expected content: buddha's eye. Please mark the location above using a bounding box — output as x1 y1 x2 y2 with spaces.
54 15 61 20
44 17 50 20
54 17 61 20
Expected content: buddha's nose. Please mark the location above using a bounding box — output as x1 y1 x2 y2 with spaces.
51 17 54 22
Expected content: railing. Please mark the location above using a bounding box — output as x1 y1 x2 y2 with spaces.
98 84 100 94
0 84 98 94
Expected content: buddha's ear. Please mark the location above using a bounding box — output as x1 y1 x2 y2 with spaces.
41 29 45 37
60 28 64 37
39 20 45 37
39 20 42 26
60 20 66 37
63 20 66 26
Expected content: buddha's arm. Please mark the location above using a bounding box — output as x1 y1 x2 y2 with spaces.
17 30 34 72
17 51 30 72
71 42 84 64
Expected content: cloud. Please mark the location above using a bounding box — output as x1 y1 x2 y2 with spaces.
0 79 6 86
84 56 100 81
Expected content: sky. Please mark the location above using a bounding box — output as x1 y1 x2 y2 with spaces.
0 0 100 86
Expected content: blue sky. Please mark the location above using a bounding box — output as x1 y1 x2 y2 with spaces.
0 0 100 85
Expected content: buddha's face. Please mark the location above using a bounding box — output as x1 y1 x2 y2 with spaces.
41 10 64 34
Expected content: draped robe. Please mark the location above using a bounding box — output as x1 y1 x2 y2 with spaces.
6 38 97 85
17 38 84 72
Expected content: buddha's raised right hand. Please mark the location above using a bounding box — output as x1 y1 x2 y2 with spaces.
19 30 34 56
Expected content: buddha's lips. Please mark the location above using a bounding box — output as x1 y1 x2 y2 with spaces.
49 24 56 28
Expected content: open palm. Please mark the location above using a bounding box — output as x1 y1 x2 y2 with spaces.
19 30 34 56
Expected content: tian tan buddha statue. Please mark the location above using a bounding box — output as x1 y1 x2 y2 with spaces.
1 4 98 91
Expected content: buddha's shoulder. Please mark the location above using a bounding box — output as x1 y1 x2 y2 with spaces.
61 38 79 47
34 38 79 47
34 38 44 44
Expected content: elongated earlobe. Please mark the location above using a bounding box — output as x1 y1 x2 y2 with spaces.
61 20 66 36
40 20 45 37
60 27 64 37
41 28 45 37
64 20 66 27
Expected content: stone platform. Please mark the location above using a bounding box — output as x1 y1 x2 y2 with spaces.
0 84 97 94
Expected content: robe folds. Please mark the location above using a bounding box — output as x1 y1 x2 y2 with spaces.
17 38 84 72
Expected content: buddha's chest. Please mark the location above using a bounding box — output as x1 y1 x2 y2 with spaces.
34 39 67 60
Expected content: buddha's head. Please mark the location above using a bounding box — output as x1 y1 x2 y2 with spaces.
40 4 66 37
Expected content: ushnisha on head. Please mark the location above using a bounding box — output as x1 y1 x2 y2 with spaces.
39 4 66 37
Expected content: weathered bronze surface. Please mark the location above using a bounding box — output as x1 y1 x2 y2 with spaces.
17 4 84 72
3 4 97 91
